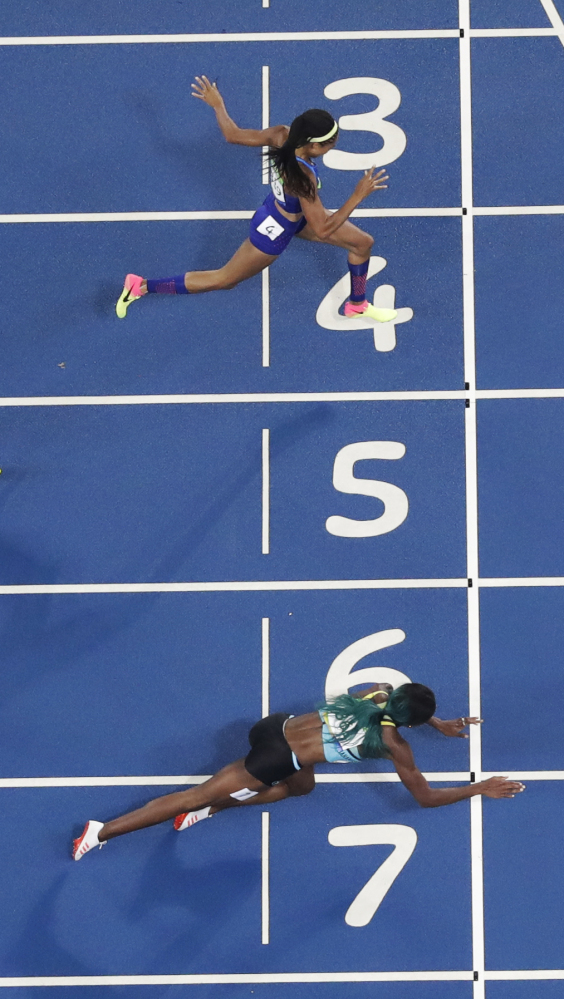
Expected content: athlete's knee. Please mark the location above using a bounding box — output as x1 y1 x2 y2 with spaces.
358 232 374 255
286 770 316 797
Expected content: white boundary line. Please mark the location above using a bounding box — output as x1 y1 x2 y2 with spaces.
262 617 270 717
459 6 485 996
262 428 270 554
0 389 563 407
262 65 270 184
262 268 270 367
538 0 564 45
261 811 270 944
0 31 461 45
0 771 561 788
0 28 560 45
3 206 564 223
0 971 563 986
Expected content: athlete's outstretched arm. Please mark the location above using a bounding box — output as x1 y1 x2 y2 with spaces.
299 167 389 240
427 715 483 738
383 728 525 808
192 75 288 147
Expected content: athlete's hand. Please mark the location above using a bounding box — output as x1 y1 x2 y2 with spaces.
353 167 389 203
191 75 224 109
435 717 483 738
479 776 526 799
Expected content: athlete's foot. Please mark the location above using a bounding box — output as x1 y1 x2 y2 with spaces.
344 299 397 323
72 820 106 860
116 273 146 319
174 806 213 831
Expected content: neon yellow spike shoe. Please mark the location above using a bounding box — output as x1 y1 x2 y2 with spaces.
116 273 145 319
344 299 397 323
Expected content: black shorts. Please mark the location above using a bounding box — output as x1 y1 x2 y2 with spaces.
244 713 301 787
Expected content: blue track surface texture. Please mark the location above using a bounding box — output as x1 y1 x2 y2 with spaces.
0 1 563 995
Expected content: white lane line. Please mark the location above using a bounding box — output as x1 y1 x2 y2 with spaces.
0 973 473 986
1 389 564 406
262 428 270 554
473 205 564 214
459 4 485 996
0 391 468 405
485 971 564 980
2 771 560 789
262 617 270 717
538 0 564 45
261 812 270 944
0 580 469 596
470 27 557 36
0 207 462 223
262 267 270 367
262 66 270 184
0 31 461 45
479 577 564 586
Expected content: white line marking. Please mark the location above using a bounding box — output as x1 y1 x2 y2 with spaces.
261 812 270 944
3 206 564 224
0 391 468 405
262 428 270 554
0 771 560 789
262 617 270 717
473 205 564 214
0 580 469 596
470 27 557 36
459 5 485 996
262 0 270 8
538 0 564 45
0 31 461 45
479 577 564 586
0 973 474 986
1 389 564 406
262 268 270 367
485 971 564 980
262 66 270 184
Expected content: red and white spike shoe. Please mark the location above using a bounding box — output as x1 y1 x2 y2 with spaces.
72 820 105 860
173 806 212 831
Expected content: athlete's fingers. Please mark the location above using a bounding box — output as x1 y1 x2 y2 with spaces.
467 717 483 725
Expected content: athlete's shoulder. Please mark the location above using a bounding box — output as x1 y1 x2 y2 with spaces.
269 124 290 147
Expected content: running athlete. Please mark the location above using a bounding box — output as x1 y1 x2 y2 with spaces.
116 75 398 323
73 682 524 859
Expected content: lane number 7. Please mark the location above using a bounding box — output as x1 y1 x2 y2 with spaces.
328 824 417 926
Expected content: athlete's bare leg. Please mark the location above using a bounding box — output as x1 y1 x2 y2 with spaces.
209 765 316 814
139 239 276 295
99 759 266 841
297 218 374 265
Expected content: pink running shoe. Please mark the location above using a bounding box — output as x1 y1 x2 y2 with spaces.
72 820 105 860
116 273 145 319
174 806 212 831
343 299 397 323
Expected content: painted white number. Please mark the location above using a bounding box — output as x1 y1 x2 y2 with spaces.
322 77 407 171
326 441 408 538
316 256 414 352
328 824 417 926
325 629 411 699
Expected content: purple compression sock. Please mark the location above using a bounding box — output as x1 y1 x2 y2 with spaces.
348 259 369 303
146 275 189 294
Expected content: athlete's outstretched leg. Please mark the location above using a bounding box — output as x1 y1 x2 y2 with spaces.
72 759 266 858
297 220 397 323
116 240 276 317
174 766 316 831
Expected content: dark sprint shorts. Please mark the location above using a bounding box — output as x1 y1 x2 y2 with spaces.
249 192 307 256
244 713 301 786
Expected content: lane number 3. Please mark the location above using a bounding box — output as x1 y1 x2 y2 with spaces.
322 77 407 171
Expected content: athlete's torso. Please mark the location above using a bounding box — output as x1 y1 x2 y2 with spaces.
270 157 321 218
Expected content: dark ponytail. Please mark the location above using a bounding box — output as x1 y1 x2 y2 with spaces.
269 109 337 201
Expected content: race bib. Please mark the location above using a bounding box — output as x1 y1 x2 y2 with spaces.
271 165 285 203
256 215 285 241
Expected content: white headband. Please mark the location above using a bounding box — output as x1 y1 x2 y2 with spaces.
308 121 338 143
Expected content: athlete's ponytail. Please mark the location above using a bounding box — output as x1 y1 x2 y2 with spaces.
269 109 337 201
318 683 436 760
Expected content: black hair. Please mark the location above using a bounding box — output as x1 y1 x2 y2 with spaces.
269 108 337 202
